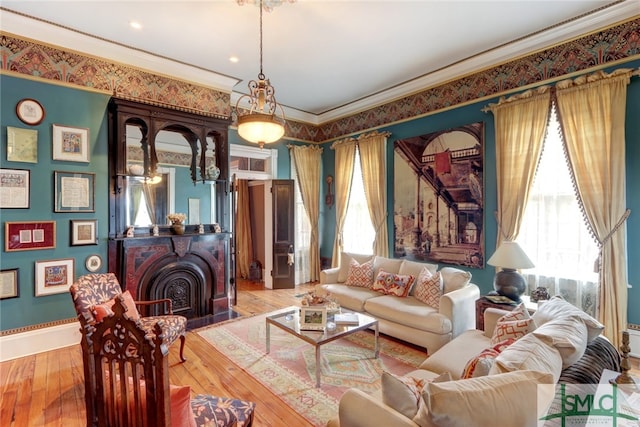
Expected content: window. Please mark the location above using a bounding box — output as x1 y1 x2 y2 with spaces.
343 148 375 255
517 106 599 315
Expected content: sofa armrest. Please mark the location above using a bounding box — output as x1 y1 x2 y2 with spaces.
482 307 511 338
439 283 480 338
320 267 340 285
337 389 419 427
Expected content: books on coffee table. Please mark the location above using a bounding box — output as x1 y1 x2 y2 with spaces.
334 313 359 325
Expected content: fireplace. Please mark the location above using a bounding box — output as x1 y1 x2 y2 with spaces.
109 233 231 320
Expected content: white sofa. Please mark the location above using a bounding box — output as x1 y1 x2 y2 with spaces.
317 252 480 353
328 296 620 427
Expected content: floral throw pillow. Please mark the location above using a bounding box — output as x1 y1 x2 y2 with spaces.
461 338 516 379
413 268 443 309
372 270 415 297
344 258 374 288
91 290 141 322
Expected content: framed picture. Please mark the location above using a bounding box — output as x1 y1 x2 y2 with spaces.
5 221 56 252
35 258 74 297
7 127 38 163
16 98 45 126
85 254 102 272
0 168 30 208
0 268 19 300
300 307 327 331
71 219 98 245
52 124 90 162
55 171 95 212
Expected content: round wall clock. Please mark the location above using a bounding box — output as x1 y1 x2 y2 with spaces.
85 254 103 272
16 98 45 126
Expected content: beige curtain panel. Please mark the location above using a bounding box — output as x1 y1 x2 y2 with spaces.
358 131 391 257
330 138 356 267
236 179 253 279
290 144 323 282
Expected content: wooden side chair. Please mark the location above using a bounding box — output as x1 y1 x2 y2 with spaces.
84 295 255 426
70 273 187 362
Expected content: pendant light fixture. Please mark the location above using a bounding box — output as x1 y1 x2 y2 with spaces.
236 0 286 148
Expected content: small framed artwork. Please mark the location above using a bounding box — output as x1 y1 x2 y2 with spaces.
71 219 98 246
0 268 19 300
300 307 327 331
5 221 56 252
16 98 45 126
7 127 38 163
52 124 90 163
35 258 74 297
85 254 102 272
55 171 95 212
0 168 30 208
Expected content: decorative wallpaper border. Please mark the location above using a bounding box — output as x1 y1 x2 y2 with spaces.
0 317 76 337
1 17 639 142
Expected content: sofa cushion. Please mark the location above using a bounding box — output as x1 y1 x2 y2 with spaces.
489 332 564 382
413 269 443 309
460 338 515 379
419 329 491 380
532 315 588 368
372 270 415 297
337 252 374 283
322 284 379 312
373 256 404 276
439 267 472 294
381 371 451 421
364 295 450 334
345 258 375 288
422 370 555 427
399 260 438 280
490 318 535 345
532 296 603 342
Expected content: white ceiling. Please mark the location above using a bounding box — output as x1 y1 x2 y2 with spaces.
1 1 637 124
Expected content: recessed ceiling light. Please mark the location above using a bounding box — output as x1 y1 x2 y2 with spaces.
129 21 142 30
229 56 239 63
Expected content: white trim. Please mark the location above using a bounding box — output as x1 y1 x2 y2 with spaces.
628 329 640 359
0 322 81 362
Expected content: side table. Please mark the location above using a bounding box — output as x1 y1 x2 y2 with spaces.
475 295 537 330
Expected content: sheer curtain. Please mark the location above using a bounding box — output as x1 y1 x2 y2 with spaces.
290 144 322 283
556 69 633 347
330 139 356 266
358 131 390 257
342 148 375 255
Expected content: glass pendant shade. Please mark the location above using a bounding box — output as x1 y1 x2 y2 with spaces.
237 112 285 148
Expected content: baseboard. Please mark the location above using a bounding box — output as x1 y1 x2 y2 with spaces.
0 322 81 362
628 326 640 358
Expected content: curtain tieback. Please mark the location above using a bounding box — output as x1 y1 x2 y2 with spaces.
600 208 631 246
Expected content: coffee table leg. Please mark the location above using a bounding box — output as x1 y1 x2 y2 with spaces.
266 321 271 354
374 322 379 358
316 346 321 387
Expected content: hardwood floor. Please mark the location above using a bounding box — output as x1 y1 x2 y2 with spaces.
1 280 639 426
0 279 317 427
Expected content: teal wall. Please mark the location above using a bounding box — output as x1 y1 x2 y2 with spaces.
2 63 639 332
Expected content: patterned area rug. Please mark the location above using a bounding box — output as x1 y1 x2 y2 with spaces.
197 313 427 426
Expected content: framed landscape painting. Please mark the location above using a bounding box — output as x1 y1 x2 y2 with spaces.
393 122 485 268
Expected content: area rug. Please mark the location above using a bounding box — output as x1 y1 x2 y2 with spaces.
197 313 427 426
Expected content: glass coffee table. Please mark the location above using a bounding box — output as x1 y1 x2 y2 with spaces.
265 306 379 387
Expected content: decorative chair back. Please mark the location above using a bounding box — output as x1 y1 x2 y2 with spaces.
69 273 122 325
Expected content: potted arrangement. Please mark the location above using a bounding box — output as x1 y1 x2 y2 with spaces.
167 213 186 235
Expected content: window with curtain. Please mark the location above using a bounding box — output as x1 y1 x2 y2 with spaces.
343 148 375 255
517 106 599 316
291 156 312 284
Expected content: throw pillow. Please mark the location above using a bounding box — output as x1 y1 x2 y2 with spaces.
532 295 604 342
422 370 555 427
344 258 374 288
371 270 415 297
413 269 443 309
460 338 515 379
381 371 451 422
532 315 588 368
490 318 534 345
337 252 374 283
439 267 472 294
499 302 531 321
91 290 141 322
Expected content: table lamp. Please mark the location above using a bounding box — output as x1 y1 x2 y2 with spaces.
487 241 534 302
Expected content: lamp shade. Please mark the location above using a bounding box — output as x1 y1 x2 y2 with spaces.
487 241 534 269
237 113 285 147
